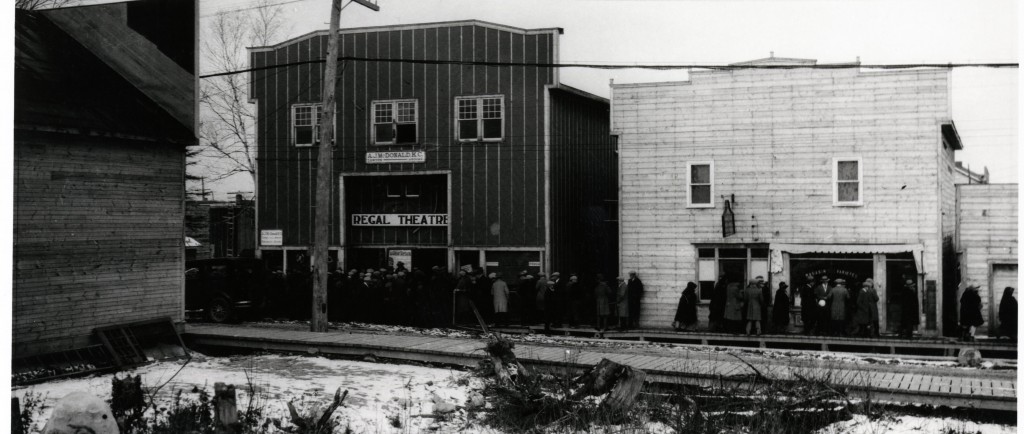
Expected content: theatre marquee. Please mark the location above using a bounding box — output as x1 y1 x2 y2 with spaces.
351 213 448 226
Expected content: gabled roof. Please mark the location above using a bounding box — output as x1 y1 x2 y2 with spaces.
730 56 818 66
14 5 195 143
250 20 563 53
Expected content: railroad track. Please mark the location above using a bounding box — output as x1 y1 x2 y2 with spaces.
184 324 1017 412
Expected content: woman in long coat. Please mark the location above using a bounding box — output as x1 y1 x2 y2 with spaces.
852 282 879 337
743 280 764 335
723 281 744 333
999 287 1017 340
959 283 984 341
614 277 630 330
674 282 699 331
772 282 790 332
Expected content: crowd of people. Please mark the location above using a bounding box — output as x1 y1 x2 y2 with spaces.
266 259 1016 341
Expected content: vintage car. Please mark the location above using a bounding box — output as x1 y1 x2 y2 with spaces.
185 258 271 323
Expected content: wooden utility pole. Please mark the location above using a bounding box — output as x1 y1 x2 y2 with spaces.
312 0 378 332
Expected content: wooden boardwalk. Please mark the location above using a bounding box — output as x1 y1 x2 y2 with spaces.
184 324 1017 411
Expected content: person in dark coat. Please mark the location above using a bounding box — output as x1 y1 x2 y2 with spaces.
899 279 920 338
708 273 728 331
959 283 984 342
852 281 879 337
673 282 699 331
813 275 831 335
799 278 817 336
544 276 563 331
518 272 536 326
756 276 770 333
613 276 630 330
827 278 850 336
998 287 1017 341
566 275 582 327
772 282 790 332
627 271 644 328
593 274 612 331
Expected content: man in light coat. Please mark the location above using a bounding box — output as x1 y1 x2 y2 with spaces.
490 273 509 327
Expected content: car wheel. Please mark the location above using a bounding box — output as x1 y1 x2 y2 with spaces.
207 297 233 323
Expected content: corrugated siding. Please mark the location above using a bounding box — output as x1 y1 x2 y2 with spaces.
252 24 556 249
957 184 1018 334
612 68 951 327
13 132 184 356
549 89 617 277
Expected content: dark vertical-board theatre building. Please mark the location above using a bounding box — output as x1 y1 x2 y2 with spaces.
13 1 196 356
250 21 617 277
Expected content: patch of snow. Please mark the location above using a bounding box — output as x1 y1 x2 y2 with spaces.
818 414 1016 434
13 353 486 434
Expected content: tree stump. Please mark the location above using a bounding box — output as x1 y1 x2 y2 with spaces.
213 383 238 434
485 335 529 384
574 358 647 412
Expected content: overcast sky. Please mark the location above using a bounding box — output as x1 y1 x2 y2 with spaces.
193 0 1019 198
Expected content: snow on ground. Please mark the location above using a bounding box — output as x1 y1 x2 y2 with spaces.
12 352 492 433
818 414 1017 434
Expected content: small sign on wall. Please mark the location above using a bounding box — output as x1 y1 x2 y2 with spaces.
366 151 426 164
389 249 412 270
528 261 541 267
260 229 282 246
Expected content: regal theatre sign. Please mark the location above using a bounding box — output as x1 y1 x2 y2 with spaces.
365 151 426 164
351 214 448 226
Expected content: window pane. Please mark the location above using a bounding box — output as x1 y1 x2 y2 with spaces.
396 102 416 123
838 181 859 202
374 103 392 123
375 124 394 143
698 259 716 280
459 119 477 140
720 248 746 258
458 99 477 120
691 185 710 204
699 281 715 301
691 164 710 184
751 248 769 258
482 98 502 119
750 259 769 280
295 106 312 126
295 126 313 145
396 123 416 143
482 118 502 139
838 160 858 181
698 248 715 258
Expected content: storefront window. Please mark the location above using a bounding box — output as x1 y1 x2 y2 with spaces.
696 245 768 301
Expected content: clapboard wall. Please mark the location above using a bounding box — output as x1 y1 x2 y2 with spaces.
956 183 1018 334
13 132 185 356
250 21 558 249
611 65 955 329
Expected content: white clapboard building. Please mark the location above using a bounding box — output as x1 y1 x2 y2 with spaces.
610 56 965 336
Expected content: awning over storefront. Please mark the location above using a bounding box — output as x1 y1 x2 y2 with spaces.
769 243 924 275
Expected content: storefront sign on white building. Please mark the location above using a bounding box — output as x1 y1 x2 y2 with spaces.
366 151 426 164
351 214 448 226
260 229 283 246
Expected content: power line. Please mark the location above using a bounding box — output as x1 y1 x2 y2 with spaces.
201 57 1020 79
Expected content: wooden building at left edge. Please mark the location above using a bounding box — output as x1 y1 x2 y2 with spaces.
249 21 617 279
13 1 197 357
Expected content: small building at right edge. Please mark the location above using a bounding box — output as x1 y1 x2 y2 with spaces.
956 183 1017 336
610 56 969 337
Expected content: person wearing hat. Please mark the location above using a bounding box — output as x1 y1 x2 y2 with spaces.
799 278 817 336
613 276 630 330
566 274 582 327
491 272 509 327
544 276 563 330
899 278 920 338
743 279 764 335
959 282 984 342
627 271 645 328
827 278 850 336
723 280 744 334
998 287 1017 341
518 271 536 326
812 275 831 335
772 282 791 333
534 273 548 327
673 281 699 332
852 280 879 337
594 274 612 331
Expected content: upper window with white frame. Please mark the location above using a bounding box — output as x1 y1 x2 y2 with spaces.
456 95 504 141
292 104 323 147
372 100 418 145
687 161 714 208
833 157 863 206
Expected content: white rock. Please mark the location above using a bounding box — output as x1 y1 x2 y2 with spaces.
957 348 983 367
